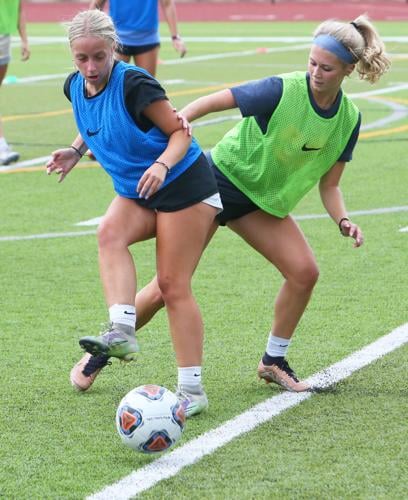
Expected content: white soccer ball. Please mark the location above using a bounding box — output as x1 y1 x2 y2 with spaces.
116 384 185 453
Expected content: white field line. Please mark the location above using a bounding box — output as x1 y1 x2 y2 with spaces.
1 206 407 242
2 79 407 172
0 230 96 242
75 205 408 227
294 205 408 220
358 97 408 131
399 226 408 232
0 155 51 171
161 44 311 66
87 323 408 500
12 36 408 45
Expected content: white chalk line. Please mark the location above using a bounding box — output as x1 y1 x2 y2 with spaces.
12 36 408 46
87 323 408 500
1 206 407 242
2 80 407 173
75 205 408 228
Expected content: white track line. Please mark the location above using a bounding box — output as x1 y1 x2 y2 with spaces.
87 323 408 500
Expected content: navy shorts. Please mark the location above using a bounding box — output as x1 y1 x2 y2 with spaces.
117 42 160 57
135 153 220 212
206 152 260 226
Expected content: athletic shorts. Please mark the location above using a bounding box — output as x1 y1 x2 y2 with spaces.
116 42 160 57
206 152 260 226
135 152 222 212
0 35 11 66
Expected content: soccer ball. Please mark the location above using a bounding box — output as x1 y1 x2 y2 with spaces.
116 384 185 453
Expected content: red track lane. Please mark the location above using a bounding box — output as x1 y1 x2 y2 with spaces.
25 2 408 23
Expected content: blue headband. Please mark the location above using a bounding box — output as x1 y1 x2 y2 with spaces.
313 34 355 64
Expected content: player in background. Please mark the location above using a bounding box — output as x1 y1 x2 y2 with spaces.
71 15 390 394
89 0 186 77
47 10 222 417
0 0 30 165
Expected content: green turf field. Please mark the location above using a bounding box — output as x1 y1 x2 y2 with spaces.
1 20 407 499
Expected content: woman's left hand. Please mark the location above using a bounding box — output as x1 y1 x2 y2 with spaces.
137 162 168 199
340 219 364 247
172 37 187 58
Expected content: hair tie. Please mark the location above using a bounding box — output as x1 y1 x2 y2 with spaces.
350 21 359 31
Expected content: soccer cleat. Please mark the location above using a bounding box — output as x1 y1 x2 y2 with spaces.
0 148 19 166
79 325 139 361
258 358 310 392
70 352 111 391
175 385 209 417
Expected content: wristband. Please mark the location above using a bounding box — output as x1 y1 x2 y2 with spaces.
338 217 350 233
172 35 181 41
154 160 170 173
70 145 83 158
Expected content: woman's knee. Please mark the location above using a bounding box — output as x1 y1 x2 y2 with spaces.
97 218 123 250
157 274 191 304
291 261 320 291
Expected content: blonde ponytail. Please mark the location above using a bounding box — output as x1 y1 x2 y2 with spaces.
313 14 390 84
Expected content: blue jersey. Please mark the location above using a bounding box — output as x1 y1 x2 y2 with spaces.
68 61 201 198
109 0 160 46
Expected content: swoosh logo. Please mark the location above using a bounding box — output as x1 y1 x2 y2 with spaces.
86 127 102 137
302 144 321 151
124 311 136 315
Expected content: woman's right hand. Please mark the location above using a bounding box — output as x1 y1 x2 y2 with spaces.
137 162 168 199
46 148 81 183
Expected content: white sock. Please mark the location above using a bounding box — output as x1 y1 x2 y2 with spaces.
266 333 290 358
178 366 202 390
109 304 136 329
0 137 8 150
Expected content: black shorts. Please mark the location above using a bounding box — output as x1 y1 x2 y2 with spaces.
135 153 219 212
206 152 259 226
117 42 160 57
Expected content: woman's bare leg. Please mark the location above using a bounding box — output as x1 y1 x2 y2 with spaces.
134 47 160 76
229 211 319 339
155 203 217 367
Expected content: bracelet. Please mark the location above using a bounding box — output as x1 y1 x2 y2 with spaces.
70 145 83 158
338 217 350 233
172 35 181 41
154 160 170 173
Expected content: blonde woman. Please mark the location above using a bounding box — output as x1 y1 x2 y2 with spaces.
47 10 222 417
74 15 390 396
